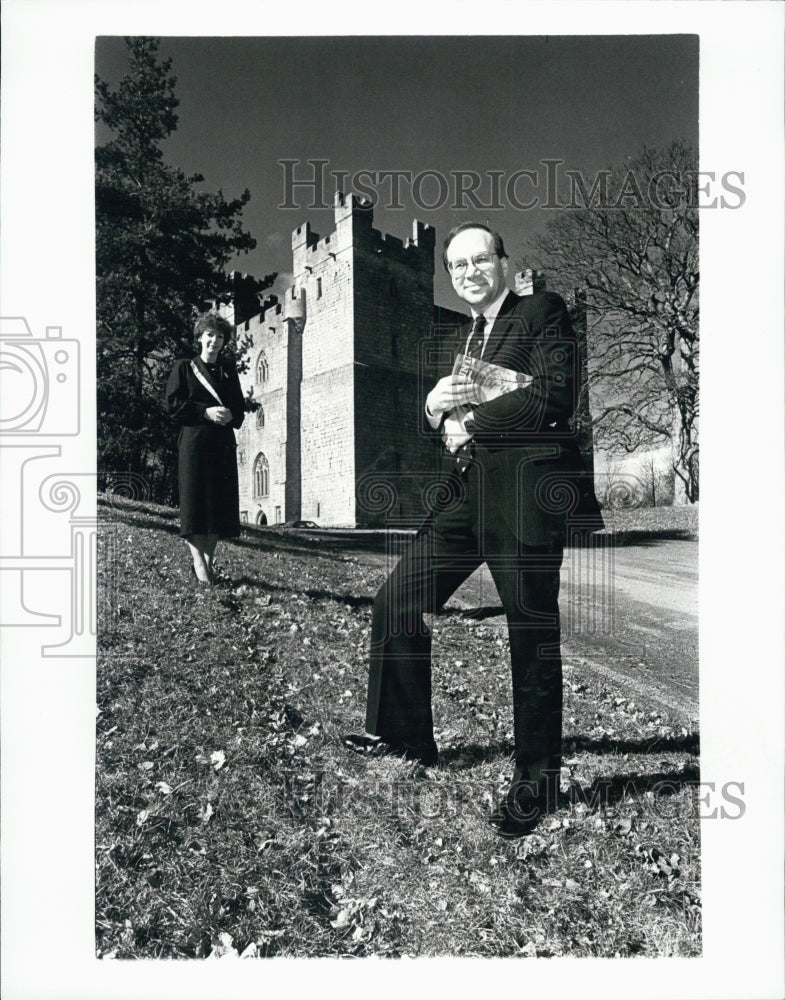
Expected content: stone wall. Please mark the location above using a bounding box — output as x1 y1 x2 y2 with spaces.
236 303 289 525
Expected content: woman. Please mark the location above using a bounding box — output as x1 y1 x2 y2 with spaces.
166 312 245 584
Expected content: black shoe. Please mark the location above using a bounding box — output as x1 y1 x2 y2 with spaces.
489 767 559 838
489 797 546 838
342 732 438 767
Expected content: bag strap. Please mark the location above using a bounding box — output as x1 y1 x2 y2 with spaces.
190 359 223 406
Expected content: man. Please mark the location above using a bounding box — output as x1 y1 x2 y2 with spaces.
344 222 602 837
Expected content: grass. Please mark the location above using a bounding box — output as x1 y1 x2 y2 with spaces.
96 496 700 959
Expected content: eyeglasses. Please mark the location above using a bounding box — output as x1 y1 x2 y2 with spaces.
447 252 499 277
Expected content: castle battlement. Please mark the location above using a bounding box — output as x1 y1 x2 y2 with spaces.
290 190 435 277
261 294 281 318
291 220 320 251
292 231 341 274
333 190 374 226
355 220 435 267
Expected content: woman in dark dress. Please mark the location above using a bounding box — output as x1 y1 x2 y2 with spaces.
165 313 245 583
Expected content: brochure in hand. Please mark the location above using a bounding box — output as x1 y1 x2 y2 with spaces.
447 353 533 435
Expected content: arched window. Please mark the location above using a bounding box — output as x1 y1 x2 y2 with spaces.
255 405 265 429
253 453 269 498
255 350 269 384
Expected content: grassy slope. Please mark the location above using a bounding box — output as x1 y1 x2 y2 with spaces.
96 498 700 959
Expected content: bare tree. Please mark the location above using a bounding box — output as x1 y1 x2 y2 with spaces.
637 452 675 508
593 458 633 510
525 142 699 502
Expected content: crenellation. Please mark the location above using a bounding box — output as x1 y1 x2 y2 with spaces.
260 296 283 324
380 232 404 252
409 219 436 252
292 220 320 250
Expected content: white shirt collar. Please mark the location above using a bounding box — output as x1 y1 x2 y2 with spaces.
471 288 509 330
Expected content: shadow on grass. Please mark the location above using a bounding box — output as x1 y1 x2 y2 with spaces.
440 740 701 814
597 529 697 546
440 731 699 769
448 605 505 620
566 731 700 755
567 764 701 811
101 508 183 536
230 574 375 608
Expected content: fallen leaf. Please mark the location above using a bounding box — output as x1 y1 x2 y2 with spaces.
636 844 681 879
209 932 238 959
331 908 351 929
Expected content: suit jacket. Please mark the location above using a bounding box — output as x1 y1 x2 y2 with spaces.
166 356 245 435
165 356 246 537
433 289 603 546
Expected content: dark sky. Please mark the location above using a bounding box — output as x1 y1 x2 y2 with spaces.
95 35 698 308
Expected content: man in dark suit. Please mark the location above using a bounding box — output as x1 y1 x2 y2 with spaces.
344 222 602 837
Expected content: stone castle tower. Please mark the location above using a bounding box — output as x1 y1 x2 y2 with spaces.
232 192 465 528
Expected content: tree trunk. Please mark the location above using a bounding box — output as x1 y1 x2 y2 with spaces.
672 410 699 504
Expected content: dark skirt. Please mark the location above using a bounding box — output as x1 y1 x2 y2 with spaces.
177 424 240 538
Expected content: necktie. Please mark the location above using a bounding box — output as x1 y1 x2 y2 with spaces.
453 314 486 474
466 313 486 359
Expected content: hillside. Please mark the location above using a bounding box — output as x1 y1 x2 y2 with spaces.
96 497 700 959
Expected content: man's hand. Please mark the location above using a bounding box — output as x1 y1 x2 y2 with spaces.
442 412 474 452
425 374 477 419
205 405 233 426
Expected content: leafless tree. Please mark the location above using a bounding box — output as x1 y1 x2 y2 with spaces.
637 452 675 508
525 141 699 503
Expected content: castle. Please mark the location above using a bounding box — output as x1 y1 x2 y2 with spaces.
226 191 590 528
228 192 467 528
